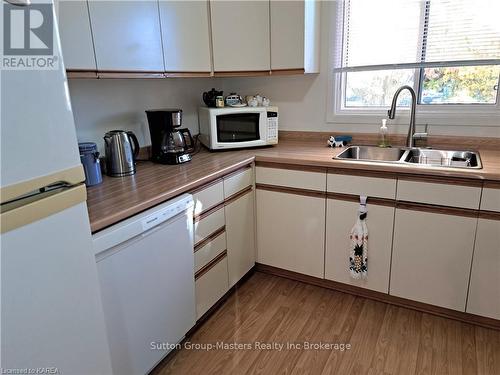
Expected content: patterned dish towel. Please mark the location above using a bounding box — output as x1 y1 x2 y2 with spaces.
349 196 368 279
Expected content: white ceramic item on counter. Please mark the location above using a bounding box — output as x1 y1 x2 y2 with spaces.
262 97 270 107
255 94 263 106
248 97 258 107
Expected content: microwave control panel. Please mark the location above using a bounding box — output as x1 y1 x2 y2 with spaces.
266 110 278 142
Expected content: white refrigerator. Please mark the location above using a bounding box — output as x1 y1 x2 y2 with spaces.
0 1 112 373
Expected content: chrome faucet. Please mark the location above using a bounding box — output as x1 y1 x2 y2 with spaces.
387 85 417 148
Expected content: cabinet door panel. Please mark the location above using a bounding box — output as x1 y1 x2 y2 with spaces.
88 1 164 71
55 0 96 70
159 0 211 72
467 218 500 320
270 0 304 70
325 200 394 293
225 191 255 287
390 209 476 311
480 187 500 212
195 256 229 319
256 190 325 278
210 0 270 71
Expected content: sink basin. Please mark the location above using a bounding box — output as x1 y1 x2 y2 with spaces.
334 145 482 169
404 149 482 169
335 146 406 162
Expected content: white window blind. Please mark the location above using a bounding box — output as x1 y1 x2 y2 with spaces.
337 0 500 72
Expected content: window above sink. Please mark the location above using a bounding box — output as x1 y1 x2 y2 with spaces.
327 0 500 127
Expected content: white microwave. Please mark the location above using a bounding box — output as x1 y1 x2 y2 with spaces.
198 106 278 150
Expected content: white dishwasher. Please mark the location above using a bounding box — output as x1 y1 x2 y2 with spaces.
93 194 195 375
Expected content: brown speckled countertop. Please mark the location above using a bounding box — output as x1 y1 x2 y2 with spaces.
87 140 500 233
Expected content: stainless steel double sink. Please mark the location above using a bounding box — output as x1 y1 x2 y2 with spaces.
334 146 482 169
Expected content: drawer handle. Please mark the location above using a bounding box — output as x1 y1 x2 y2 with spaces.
195 250 227 280
194 226 225 252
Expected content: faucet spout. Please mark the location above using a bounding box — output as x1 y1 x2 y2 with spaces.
387 85 417 148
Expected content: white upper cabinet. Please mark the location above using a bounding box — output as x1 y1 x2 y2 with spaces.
159 1 212 72
210 0 270 72
270 0 304 70
55 0 96 70
88 0 164 72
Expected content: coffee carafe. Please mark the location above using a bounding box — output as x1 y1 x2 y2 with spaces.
145 109 194 165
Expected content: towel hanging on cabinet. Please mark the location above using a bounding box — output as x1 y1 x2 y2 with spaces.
349 196 368 279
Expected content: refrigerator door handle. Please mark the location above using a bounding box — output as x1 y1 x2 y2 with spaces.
0 165 85 205
0 184 87 234
4 0 31 6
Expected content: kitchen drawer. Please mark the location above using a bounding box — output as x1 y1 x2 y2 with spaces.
327 173 396 199
192 180 224 216
480 186 500 212
224 167 253 198
397 179 481 209
194 207 225 246
256 166 326 191
195 252 229 319
194 230 227 273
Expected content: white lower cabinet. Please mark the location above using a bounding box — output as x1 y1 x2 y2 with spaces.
466 218 500 320
390 208 476 311
256 189 325 278
195 254 229 319
325 199 394 293
225 190 256 287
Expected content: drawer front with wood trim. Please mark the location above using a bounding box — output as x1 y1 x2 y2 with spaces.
327 173 396 199
194 208 225 246
195 252 229 319
325 199 394 293
480 186 500 212
223 167 254 199
194 230 227 274
390 208 476 311
256 189 325 278
397 179 481 209
466 217 500 320
256 166 326 191
192 180 224 217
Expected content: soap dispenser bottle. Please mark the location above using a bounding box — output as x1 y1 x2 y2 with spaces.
378 119 390 147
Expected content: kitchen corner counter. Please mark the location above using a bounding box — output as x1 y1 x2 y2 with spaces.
87 140 500 233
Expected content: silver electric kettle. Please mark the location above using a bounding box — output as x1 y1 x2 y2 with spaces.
103 130 140 176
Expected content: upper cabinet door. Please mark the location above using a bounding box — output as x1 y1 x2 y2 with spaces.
55 0 96 70
270 0 304 70
159 1 211 72
88 1 164 72
210 0 270 72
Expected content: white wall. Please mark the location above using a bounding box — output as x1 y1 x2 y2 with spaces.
68 0 499 150
68 77 220 154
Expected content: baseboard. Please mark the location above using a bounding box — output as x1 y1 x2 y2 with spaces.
255 263 500 331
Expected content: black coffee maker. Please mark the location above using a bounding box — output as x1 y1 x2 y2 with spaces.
145 109 195 165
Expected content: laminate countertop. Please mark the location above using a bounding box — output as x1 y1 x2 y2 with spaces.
87 140 500 233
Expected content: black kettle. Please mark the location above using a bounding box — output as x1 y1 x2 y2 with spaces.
202 88 223 107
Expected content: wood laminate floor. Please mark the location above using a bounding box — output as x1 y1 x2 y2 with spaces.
153 272 500 375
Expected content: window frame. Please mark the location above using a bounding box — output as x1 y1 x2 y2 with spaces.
327 0 500 127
